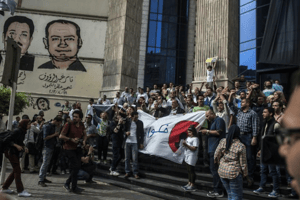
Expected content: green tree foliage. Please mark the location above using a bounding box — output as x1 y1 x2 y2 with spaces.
0 86 29 115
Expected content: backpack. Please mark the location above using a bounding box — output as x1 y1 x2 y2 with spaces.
0 130 13 153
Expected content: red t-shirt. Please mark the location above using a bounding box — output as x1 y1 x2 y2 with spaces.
62 122 85 150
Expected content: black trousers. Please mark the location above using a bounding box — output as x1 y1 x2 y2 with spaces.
111 142 123 171
97 136 109 160
65 149 81 190
186 163 196 184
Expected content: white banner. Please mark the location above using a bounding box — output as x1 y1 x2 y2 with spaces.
138 111 206 164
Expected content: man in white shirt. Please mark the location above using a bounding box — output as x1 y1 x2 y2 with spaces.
97 94 111 105
166 90 184 109
69 103 76 120
150 84 160 95
121 87 131 100
126 88 136 105
136 88 148 104
113 92 125 105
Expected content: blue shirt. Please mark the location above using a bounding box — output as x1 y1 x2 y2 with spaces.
208 117 226 153
43 123 57 149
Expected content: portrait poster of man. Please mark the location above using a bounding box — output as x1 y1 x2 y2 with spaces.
3 16 35 71
38 20 87 72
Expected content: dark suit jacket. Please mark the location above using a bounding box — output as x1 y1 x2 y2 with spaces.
123 119 144 148
164 106 185 116
38 59 87 72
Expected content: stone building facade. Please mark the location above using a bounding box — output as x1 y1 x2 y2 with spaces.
0 0 239 119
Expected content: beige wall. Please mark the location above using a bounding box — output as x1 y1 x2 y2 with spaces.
0 1 108 120
20 0 109 18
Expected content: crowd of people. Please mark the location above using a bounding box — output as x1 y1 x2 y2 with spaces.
0 75 298 199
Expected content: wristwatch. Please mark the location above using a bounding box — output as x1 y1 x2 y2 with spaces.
206 130 210 135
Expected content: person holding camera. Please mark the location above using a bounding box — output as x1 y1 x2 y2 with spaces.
77 143 96 183
38 116 62 187
59 110 87 194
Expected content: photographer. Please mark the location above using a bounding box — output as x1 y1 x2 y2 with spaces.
77 143 96 183
60 110 87 194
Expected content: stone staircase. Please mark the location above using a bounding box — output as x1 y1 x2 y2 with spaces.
94 144 294 200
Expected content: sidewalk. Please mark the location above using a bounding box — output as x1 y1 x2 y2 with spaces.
1 169 162 200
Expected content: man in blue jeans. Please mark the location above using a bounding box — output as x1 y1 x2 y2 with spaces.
124 111 144 179
254 107 280 198
38 116 62 187
201 110 226 198
236 98 259 185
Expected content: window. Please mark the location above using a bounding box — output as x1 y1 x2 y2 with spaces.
239 0 270 80
144 0 189 88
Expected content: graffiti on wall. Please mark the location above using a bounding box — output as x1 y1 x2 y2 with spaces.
0 13 105 97
38 20 86 72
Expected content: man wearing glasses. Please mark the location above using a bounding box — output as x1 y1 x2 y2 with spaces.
278 71 300 198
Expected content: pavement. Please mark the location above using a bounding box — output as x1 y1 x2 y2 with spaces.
0 169 163 200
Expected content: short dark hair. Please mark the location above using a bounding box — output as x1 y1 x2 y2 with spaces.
89 98 94 103
3 16 35 37
22 114 30 120
58 111 63 114
73 110 83 119
264 107 275 115
131 111 138 117
272 100 283 108
54 116 62 122
45 19 81 41
207 87 213 91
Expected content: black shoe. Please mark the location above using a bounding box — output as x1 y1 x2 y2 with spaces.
44 178 52 183
71 187 83 194
63 184 71 192
38 181 47 187
76 187 85 192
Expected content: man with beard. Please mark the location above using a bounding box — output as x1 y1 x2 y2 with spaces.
254 107 280 198
60 110 87 194
236 98 259 186
84 114 97 147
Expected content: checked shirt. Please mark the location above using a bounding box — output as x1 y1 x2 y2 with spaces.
214 138 248 179
236 108 259 136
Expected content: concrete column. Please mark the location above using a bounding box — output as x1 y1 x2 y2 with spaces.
102 0 143 97
137 0 150 89
186 0 197 85
193 0 239 88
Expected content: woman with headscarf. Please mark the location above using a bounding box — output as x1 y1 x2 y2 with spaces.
0 119 32 197
214 125 248 200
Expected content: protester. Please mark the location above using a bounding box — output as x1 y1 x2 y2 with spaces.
84 114 98 147
263 81 275 97
61 101 71 120
93 112 110 164
12 116 20 130
124 112 144 179
202 110 226 197
109 114 125 176
181 125 199 192
236 98 259 186
60 110 87 194
212 93 230 133
165 99 185 116
254 107 280 198
38 116 62 187
214 125 248 200
1 119 32 197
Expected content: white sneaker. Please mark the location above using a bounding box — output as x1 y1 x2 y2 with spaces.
18 190 32 197
110 171 120 176
1 188 14 194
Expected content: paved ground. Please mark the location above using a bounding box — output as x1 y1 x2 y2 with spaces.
1 169 162 200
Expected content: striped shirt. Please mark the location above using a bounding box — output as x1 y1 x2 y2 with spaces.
214 138 248 179
236 109 259 136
